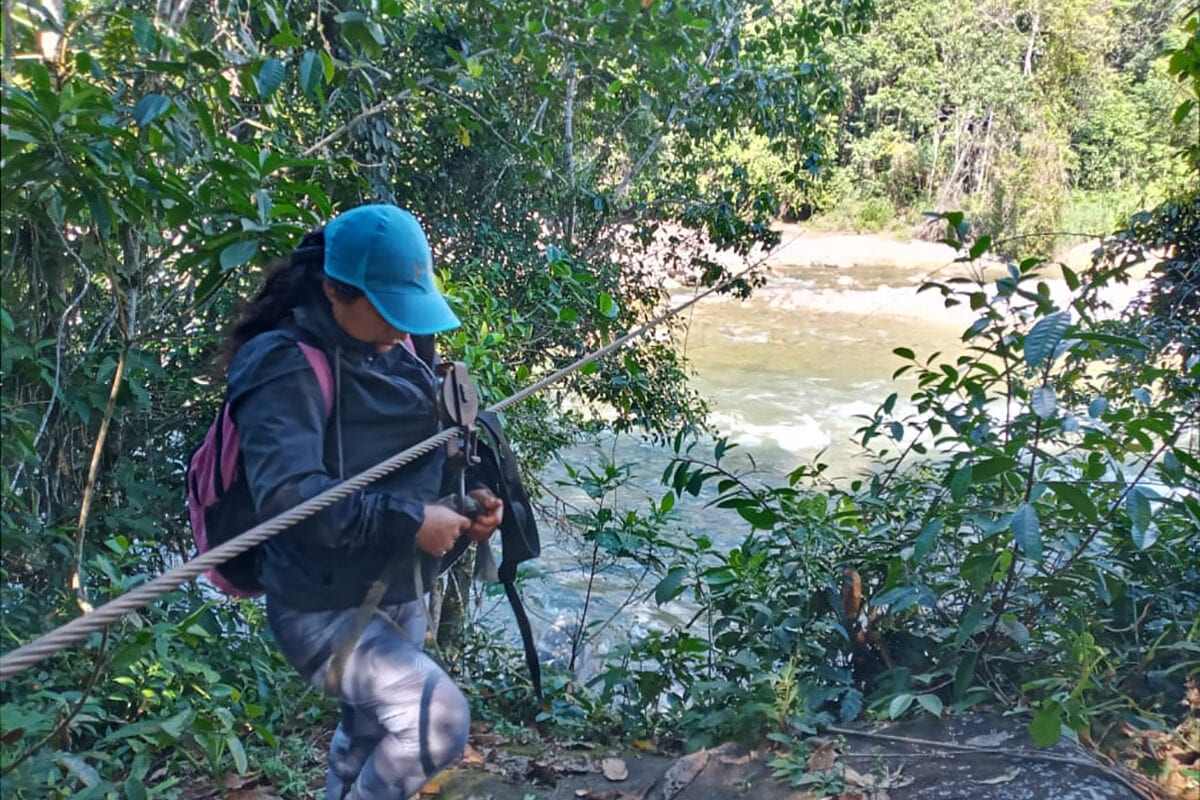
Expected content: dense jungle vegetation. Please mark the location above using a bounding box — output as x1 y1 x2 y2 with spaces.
1 0 1197 797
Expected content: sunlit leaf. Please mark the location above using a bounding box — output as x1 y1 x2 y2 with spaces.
1030 703 1062 746
1031 385 1057 419
1024 311 1070 368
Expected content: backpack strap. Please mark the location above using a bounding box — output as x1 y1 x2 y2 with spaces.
410 334 436 367
476 410 543 699
296 341 335 415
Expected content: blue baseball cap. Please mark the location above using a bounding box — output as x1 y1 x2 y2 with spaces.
323 205 461 335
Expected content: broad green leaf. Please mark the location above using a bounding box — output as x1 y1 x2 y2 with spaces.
1031 385 1057 419
132 94 172 126
220 239 259 271
1001 617 1031 646
1127 487 1153 548
736 504 778 529
598 292 617 318
1011 503 1042 561
1024 311 1070 368
840 688 863 722
1030 703 1062 747
949 464 972 503
888 693 915 719
1174 99 1194 126
960 551 996 594
55 754 100 787
1088 397 1108 418
968 236 991 260
953 651 979 700
256 58 286 99
913 519 943 561
226 734 248 774
1061 264 1080 290
917 693 944 716
1047 482 1097 522
973 457 1016 481
300 50 322 96
132 16 157 53
1133 524 1159 550
1073 332 1148 351
124 778 148 800
954 601 988 648
654 567 688 605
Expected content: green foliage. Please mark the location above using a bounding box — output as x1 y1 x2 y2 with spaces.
809 0 1191 241
579 206 1198 755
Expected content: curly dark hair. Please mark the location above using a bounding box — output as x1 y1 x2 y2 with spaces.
225 228 362 363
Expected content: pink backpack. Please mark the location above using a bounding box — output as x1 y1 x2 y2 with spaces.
186 342 333 597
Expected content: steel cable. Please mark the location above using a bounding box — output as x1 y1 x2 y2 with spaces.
0 430 457 680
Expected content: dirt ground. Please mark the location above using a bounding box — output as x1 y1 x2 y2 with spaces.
425 714 1159 800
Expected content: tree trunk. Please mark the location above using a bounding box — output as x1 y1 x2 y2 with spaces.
1023 8 1040 77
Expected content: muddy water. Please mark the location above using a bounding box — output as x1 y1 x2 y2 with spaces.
481 246 987 665
680 258 973 477
484 238 1142 669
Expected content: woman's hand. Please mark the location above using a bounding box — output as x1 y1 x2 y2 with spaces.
465 488 504 542
415 504 471 557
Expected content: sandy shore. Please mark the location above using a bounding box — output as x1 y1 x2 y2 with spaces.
768 224 1109 273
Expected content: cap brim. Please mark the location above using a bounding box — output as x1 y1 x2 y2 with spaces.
365 287 461 335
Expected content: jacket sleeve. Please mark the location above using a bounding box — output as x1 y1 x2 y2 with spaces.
227 335 423 553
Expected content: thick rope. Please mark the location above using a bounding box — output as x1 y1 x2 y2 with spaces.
0 431 456 680
0 232 799 681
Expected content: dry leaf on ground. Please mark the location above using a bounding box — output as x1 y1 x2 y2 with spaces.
227 791 281 800
807 739 840 772
973 767 1022 785
965 732 1011 748
602 757 629 781
461 744 486 767
662 748 710 800
418 773 444 795
843 766 872 787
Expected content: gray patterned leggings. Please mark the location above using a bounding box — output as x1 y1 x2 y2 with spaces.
267 598 469 800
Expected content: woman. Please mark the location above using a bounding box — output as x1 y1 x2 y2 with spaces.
224 203 503 800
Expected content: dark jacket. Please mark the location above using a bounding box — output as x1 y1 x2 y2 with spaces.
227 301 447 611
